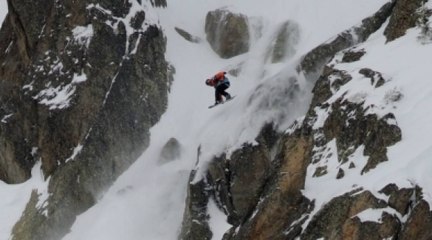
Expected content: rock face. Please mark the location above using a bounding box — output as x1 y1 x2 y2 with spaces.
174 27 201 43
159 137 182 164
205 8 250 58
384 0 426 42
0 0 170 239
180 1 432 239
299 0 396 80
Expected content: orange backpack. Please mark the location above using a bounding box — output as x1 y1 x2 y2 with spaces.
214 71 226 81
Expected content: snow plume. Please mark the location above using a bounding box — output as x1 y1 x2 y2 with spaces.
245 64 312 131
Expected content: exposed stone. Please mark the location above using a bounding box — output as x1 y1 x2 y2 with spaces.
11 190 48 240
362 113 402 173
228 143 271 222
384 0 426 42
301 190 389 240
205 8 250 58
316 78 402 172
130 11 145 30
175 27 201 43
1 1 171 239
399 200 432 240
206 124 276 224
159 137 182 164
359 68 386 88
313 166 328 177
336 168 345 179
179 168 212 240
341 49 366 63
299 1 395 80
379 184 417 216
231 132 314 240
341 211 400 240
150 0 167 8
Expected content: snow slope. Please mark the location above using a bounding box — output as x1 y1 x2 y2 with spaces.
0 2 6 25
62 0 389 239
4 0 430 239
304 23 432 225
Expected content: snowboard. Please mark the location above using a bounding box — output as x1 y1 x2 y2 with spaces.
208 96 236 109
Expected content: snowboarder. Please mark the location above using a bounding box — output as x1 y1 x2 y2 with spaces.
205 71 232 106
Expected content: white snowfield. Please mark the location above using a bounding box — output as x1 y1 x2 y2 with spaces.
1 0 432 239
0 2 6 25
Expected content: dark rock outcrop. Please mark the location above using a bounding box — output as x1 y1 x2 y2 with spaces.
205 8 250 58
230 130 314 240
159 137 182 164
179 149 213 240
399 200 432 240
0 0 171 239
384 0 426 42
341 48 366 63
299 0 396 80
175 27 201 43
301 190 396 240
207 125 277 225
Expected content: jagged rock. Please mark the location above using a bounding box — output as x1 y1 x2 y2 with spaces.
309 66 352 109
322 97 402 172
359 68 386 87
309 64 402 172
231 130 314 240
179 167 212 240
380 183 416 216
313 166 328 177
299 1 395 80
301 190 393 240
159 137 182 164
175 27 201 43
384 0 426 42
269 20 300 63
206 154 236 222
362 113 402 173
150 0 167 8
206 124 277 224
130 11 146 29
341 48 366 63
205 8 250 58
341 211 400 240
336 168 345 179
10 191 47 240
1 1 171 239
399 200 432 240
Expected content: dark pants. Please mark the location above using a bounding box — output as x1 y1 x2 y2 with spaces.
215 83 230 102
